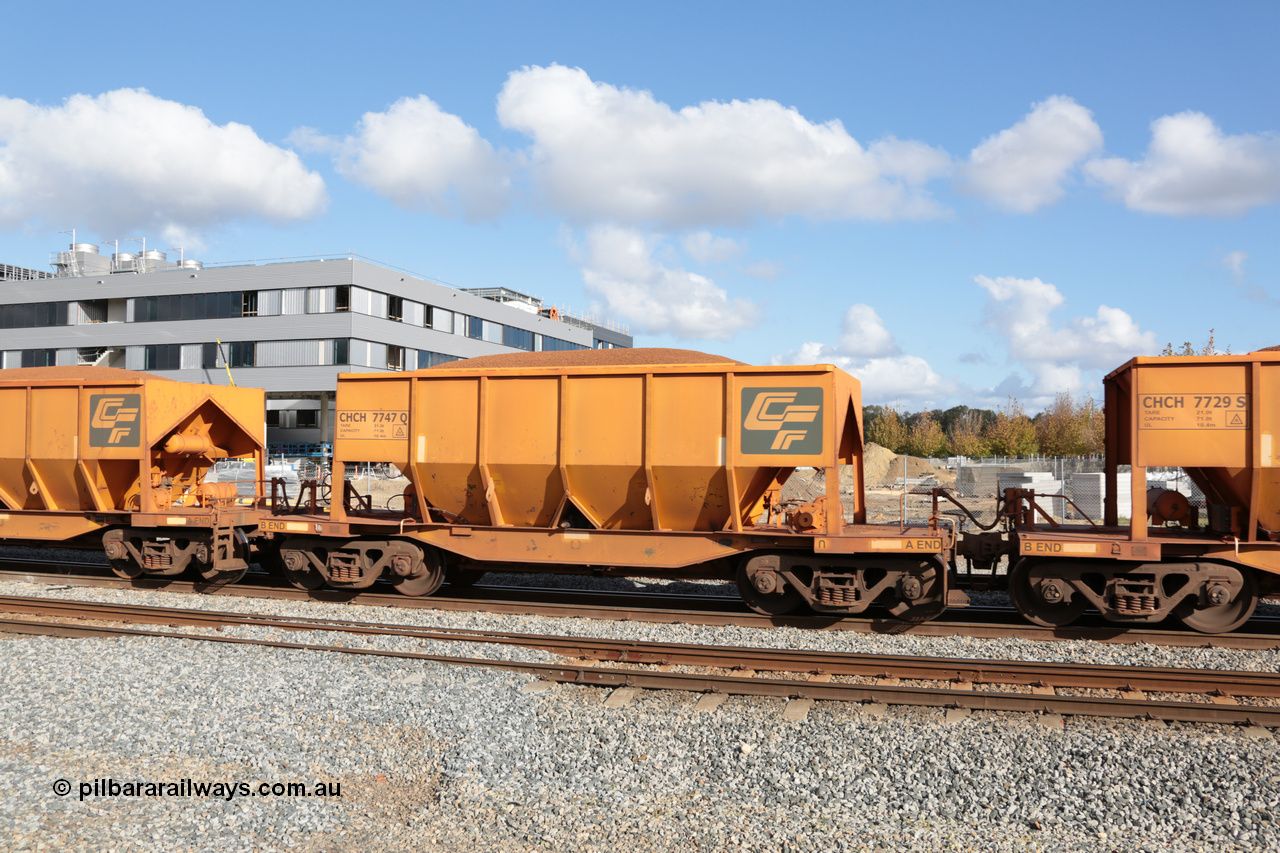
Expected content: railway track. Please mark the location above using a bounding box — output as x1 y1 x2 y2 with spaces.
4 562 1280 650
1 594 1278 728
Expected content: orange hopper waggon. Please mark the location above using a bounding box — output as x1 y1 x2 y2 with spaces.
1000 350 1280 634
260 350 956 621
3 350 1275 636
0 366 266 582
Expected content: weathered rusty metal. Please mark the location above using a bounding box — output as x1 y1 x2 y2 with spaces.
264 353 957 615
3 601 1279 726
0 366 265 579
5 564 1280 650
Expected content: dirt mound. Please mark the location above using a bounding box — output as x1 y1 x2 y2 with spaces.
429 348 746 370
863 443 897 484
862 443 951 486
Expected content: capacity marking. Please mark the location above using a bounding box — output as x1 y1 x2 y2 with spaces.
335 410 408 440
1139 393 1248 430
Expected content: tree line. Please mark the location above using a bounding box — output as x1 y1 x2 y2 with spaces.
864 331 1228 459
864 393 1104 459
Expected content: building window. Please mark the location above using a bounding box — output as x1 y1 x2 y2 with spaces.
468 316 484 339
296 409 319 429
242 291 259 317
20 348 56 367
333 338 349 365
144 344 182 370
417 350 461 369
335 285 350 312
265 409 281 427
388 296 403 322
542 336 587 352
1 302 68 329
227 341 255 367
135 291 242 322
200 341 254 368
503 326 534 351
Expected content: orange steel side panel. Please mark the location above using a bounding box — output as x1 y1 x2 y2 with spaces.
1104 351 1280 556
0 367 265 540
330 360 863 548
564 374 650 529
650 373 730 531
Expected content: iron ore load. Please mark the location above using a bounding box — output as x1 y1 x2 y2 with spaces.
261 349 955 619
0 366 266 582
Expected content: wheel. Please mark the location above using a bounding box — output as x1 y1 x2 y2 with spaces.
885 561 946 623
103 533 144 579
1009 559 1087 628
737 556 802 616
108 556 145 579
393 546 445 597
279 548 326 590
1178 568 1257 634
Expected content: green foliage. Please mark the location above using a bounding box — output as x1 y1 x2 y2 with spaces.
983 397 1038 457
903 410 948 458
946 410 989 457
1034 391 1104 456
865 405 908 453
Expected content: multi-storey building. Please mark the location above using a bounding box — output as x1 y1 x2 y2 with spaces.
0 242 632 455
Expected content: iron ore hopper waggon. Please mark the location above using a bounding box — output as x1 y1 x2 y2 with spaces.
1004 350 1280 633
0 366 266 582
260 350 955 620
3 350 1276 636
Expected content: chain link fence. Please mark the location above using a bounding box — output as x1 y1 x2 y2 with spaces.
777 454 1206 532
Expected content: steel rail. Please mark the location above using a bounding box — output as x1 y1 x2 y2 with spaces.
2 614 1277 727
4 594 1280 698
5 567 1280 652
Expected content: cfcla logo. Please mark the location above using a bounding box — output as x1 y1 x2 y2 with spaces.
89 395 141 447
741 388 823 454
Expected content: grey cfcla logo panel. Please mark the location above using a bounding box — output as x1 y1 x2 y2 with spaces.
89 394 142 447
740 388 823 455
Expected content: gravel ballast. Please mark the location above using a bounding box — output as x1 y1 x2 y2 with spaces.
2 575 1279 851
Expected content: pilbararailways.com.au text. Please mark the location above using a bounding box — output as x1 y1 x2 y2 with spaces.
52 778 343 802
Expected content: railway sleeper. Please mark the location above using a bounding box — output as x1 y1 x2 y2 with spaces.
738 552 948 621
1010 558 1259 634
276 537 444 596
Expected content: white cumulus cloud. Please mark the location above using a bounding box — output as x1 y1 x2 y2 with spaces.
837 304 900 358
497 64 951 227
1086 112 1280 217
681 231 743 264
0 89 326 243
304 95 512 220
975 274 1156 395
1223 250 1248 279
781 304 954 404
571 225 760 340
962 96 1103 212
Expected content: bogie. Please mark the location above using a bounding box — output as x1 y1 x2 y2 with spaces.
737 552 948 620
1008 558 1259 634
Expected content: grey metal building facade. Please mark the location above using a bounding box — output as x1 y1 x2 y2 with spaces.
0 244 632 453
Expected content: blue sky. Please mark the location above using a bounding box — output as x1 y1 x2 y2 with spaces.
1 1 1276 409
